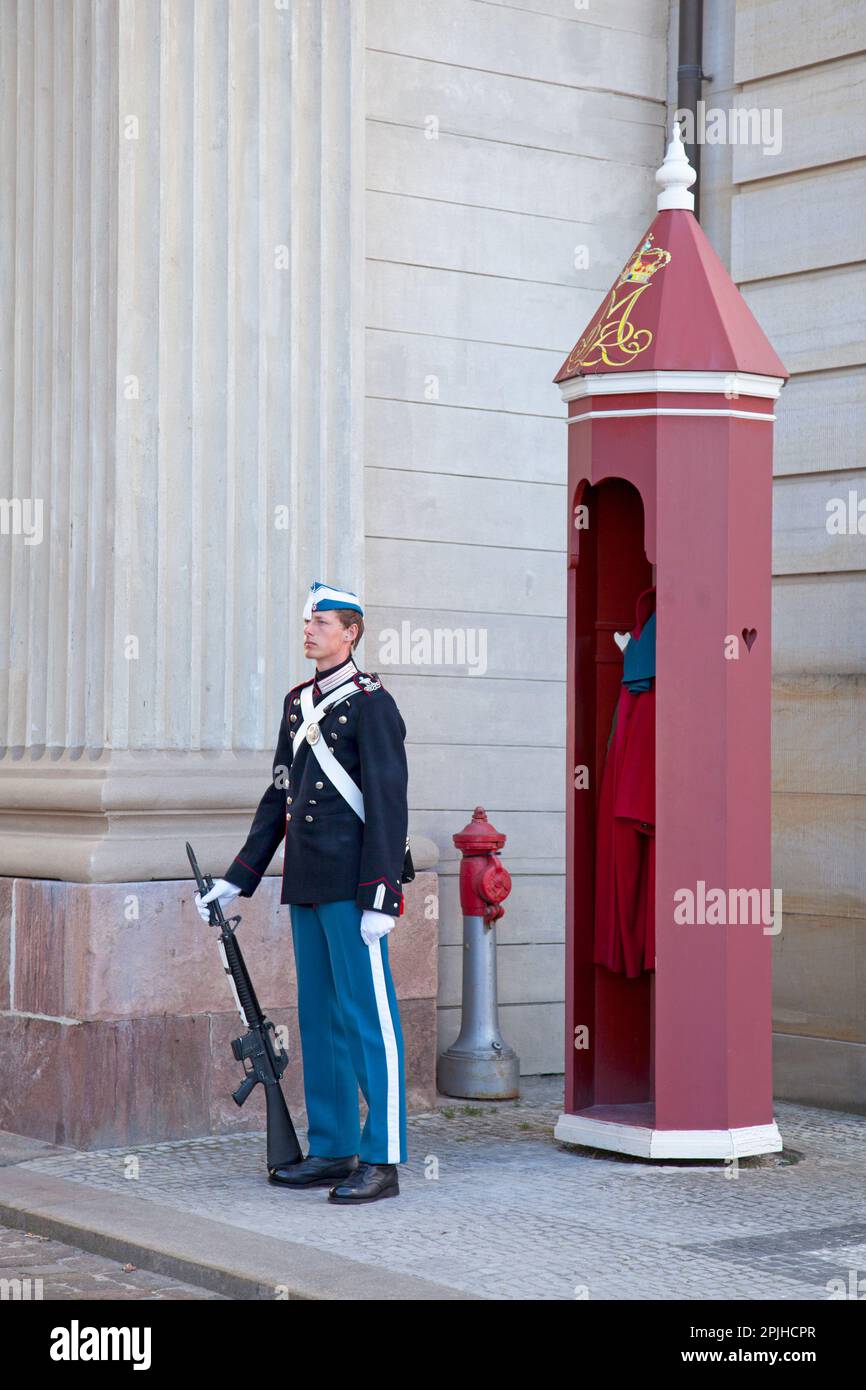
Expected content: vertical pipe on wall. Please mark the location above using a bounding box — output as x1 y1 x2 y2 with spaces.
676 0 704 222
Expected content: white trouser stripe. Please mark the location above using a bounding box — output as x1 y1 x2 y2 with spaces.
366 938 401 1163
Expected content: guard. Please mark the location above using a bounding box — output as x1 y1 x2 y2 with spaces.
195 581 409 1204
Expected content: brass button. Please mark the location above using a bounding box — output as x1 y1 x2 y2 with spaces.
305 814 313 822
290 713 297 721
287 796 292 804
338 715 347 723
286 813 292 821
309 799 317 805
331 732 338 740
315 781 324 789
293 698 299 706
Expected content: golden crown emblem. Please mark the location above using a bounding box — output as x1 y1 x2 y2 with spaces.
618 233 672 286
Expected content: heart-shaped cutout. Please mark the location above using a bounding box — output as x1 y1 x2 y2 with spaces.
614 631 631 653
742 627 757 652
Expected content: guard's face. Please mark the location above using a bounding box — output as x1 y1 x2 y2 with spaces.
303 610 356 666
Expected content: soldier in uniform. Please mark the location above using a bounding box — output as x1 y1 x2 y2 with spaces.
195 581 409 1204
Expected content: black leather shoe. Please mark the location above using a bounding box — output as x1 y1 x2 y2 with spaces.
327 1162 399 1204
269 1154 359 1187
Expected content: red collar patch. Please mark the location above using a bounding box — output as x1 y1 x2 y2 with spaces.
352 671 382 694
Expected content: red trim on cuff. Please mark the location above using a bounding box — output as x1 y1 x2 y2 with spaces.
233 856 261 876
358 875 401 895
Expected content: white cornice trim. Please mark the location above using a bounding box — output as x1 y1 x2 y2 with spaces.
554 1113 783 1159
557 371 785 402
566 407 776 424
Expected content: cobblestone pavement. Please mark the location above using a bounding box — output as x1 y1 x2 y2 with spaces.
16 1079 866 1300
0 1226 227 1300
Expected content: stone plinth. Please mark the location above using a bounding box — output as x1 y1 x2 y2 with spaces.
0 871 438 1150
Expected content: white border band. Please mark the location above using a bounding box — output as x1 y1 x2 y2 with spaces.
554 1112 783 1159
557 370 785 402
566 407 776 424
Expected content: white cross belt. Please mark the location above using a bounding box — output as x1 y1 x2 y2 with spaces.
295 679 365 822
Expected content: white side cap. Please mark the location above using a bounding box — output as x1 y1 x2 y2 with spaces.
655 122 696 211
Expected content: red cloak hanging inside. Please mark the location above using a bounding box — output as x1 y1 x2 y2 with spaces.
594 587 656 978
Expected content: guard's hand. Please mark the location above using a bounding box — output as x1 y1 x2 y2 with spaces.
360 908 396 946
195 879 241 923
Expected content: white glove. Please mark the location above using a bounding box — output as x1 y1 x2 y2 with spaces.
360 908 396 946
195 878 242 923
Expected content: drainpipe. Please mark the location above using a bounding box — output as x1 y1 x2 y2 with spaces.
677 0 705 221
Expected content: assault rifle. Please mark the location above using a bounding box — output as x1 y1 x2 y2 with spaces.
186 842 301 1174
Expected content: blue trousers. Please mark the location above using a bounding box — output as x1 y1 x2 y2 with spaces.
289 900 407 1165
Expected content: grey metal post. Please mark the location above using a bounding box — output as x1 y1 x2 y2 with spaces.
437 914 519 1099
437 807 519 1099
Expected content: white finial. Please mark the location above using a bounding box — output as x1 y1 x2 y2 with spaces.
655 122 696 211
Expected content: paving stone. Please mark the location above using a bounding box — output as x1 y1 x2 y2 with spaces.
0 1227 226 1300
12 1078 866 1301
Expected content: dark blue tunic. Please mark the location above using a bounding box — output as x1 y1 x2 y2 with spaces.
224 669 409 915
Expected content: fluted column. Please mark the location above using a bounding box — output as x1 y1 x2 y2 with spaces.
0 0 365 879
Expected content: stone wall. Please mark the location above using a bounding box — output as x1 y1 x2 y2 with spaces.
360 0 671 1074
675 0 866 1111
0 871 438 1149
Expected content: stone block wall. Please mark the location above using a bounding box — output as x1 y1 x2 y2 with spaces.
0 871 438 1149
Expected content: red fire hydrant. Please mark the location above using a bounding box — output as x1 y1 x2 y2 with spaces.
437 808 519 1099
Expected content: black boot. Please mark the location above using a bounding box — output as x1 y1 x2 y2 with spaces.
327 1162 399 1204
269 1154 359 1188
